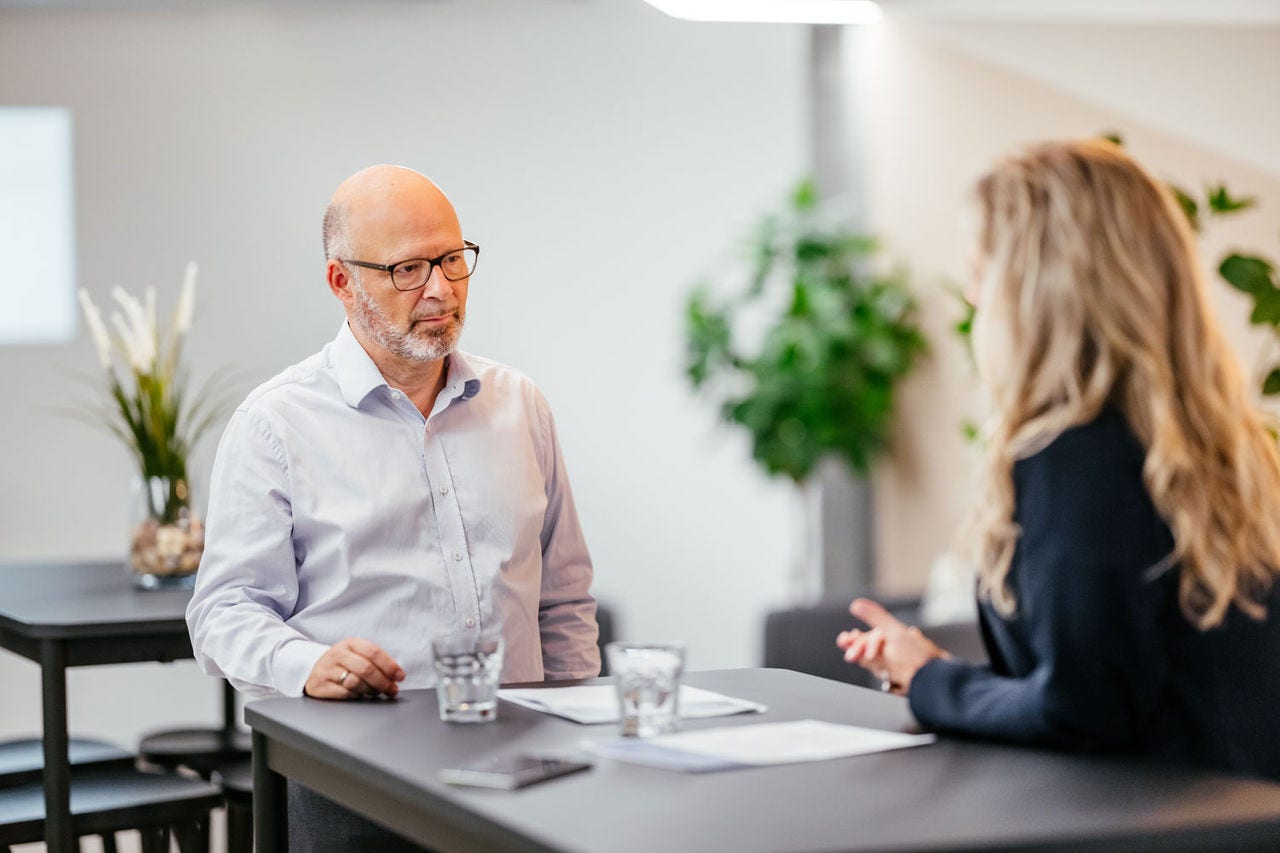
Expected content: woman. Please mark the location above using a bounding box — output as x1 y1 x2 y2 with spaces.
838 139 1280 779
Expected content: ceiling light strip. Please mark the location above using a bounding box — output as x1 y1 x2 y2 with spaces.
643 0 883 25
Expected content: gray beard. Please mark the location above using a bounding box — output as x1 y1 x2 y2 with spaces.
350 279 464 363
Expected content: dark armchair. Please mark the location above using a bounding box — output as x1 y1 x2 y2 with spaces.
763 597 987 690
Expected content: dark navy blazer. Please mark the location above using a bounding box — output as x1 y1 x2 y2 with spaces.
910 408 1280 780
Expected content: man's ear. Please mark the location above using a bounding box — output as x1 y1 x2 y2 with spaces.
326 259 354 308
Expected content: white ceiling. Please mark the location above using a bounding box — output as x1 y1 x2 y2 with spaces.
880 0 1280 25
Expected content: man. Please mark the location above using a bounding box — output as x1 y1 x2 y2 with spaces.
187 165 600 850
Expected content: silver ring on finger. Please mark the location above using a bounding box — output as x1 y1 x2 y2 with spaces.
877 671 891 693
338 668 350 687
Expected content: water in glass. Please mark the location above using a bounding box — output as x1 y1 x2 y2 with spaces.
432 633 503 723
607 643 686 737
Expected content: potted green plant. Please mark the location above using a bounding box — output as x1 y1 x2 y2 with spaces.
684 180 927 595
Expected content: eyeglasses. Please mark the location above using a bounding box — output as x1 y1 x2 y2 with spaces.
339 241 480 292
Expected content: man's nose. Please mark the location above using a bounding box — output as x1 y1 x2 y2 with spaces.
419 264 452 299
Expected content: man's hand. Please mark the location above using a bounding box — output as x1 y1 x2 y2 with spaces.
836 598 949 696
304 637 406 700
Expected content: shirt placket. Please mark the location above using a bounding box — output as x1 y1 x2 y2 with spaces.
422 410 481 633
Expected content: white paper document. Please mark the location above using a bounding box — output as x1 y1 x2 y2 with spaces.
584 719 936 773
497 685 766 724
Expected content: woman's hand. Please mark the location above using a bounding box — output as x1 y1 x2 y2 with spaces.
836 598 950 696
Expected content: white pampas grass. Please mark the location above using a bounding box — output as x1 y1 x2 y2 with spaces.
173 261 197 338
145 285 157 340
76 289 113 370
109 286 157 373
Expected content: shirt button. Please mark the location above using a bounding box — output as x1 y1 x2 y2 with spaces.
453 551 463 561
391 390 402 400
439 484 449 495
465 617 475 628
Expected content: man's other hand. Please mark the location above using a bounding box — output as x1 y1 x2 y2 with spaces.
304 637 407 700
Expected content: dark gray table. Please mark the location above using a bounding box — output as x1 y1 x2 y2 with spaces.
246 667 1280 853
0 560 203 852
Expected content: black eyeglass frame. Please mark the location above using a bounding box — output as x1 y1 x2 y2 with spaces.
338 241 480 291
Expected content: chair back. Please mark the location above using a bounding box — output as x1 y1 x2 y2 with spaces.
763 597 986 690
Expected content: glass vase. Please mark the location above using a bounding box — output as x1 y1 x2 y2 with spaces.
129 475 203 590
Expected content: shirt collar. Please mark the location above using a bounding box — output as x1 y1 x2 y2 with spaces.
331 322 483 409
332 322 388 409
444 351 484 403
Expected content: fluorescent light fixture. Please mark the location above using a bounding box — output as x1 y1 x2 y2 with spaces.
643 0 883 24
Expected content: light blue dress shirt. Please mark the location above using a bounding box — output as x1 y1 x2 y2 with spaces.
186 323 600 700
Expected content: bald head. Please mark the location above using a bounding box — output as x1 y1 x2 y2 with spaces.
323 165 471 371
322 165 460 262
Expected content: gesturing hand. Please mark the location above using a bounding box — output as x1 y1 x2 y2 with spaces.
304 637 406 700
836 598 949 696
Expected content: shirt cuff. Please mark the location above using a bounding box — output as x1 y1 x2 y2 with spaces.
908 655 964 727
271 638 331 698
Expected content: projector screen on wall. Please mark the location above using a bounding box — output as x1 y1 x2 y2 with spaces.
0 107 75 345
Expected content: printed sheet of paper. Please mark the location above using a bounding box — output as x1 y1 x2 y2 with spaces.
584 719 936 772
497 685 766 724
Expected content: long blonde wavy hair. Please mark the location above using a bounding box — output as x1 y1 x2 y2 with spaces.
963 138 1280 630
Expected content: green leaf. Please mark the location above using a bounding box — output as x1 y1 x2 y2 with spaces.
181 365 249 449
1220 254 1277 298
836 234 878 257
788 282 812 318
792 179 818 212
684 289 735 387
1250 293 1280 327
1264 369 1280 397
1167 183 1200 232
794 236 832 265
1206 184 1257 215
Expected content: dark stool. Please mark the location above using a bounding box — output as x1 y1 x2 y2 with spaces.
0 763 220 852
139 680 251 779
1 736 136 852
0 737 135 789
217 758 254 853
139 727 252 779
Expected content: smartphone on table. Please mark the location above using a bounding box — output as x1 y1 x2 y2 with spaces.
439 754 593 790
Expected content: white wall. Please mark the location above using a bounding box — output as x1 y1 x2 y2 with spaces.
915 20 1280 177
855 20 1280 595
0 0 807 746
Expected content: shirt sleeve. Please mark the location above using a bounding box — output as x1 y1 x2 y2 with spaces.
533 391 601 680
908 418 1173 751
186 409 329 699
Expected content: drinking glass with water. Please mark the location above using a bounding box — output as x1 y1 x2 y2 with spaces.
605 642 687 737
432 631 504 723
